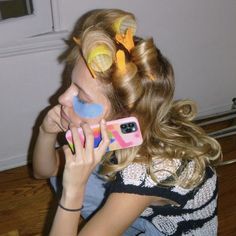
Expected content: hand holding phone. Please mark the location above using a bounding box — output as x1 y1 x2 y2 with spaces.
65 117 143 153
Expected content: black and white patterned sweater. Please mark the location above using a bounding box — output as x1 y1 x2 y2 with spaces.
110 160 218 236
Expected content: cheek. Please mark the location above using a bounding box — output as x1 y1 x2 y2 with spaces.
69 112 102 126
73 96 104 119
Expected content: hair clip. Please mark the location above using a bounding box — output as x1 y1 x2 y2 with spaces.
148 73 155 81
115 28 135 53
116 50 126 73
73 36 81 45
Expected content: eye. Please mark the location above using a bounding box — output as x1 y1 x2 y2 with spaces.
77 95 87 104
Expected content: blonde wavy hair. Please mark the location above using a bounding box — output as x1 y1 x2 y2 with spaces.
65 9 222 188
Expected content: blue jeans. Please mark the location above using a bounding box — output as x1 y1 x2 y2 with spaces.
50 167 163 236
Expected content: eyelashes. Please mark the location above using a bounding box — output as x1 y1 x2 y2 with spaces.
78 97 86 104
77 95 87 104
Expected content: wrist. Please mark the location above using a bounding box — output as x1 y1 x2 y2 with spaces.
60 190 85 210
58 201 84 212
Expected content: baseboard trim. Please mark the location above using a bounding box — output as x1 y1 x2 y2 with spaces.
0 154 28 171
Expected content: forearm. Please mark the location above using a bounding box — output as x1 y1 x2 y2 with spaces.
50 191 84 236
33 127 59 178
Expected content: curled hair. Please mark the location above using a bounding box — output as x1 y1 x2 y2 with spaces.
66 9 222 188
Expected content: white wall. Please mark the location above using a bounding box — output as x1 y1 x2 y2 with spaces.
0 0 236 170
0 49 64 170
59 0 236 114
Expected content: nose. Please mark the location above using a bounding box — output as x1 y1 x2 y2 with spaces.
58 85 78 107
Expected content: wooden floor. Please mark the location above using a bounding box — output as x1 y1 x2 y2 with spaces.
217 161 236 235
0 159 236 235
0 165 56 236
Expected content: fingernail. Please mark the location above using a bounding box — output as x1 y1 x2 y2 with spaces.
101 119 106 125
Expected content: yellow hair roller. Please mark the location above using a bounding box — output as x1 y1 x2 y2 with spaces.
87 44 113 73
113 15 137 35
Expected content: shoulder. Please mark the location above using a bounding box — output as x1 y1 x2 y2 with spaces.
117 158 182 187
110 159 215 199
109 159 182 199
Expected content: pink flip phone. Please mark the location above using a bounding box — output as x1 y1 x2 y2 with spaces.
65 117 143 153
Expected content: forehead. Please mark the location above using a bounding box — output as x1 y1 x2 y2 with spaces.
71 57 107 101
72 57 91 81
72 57 97 85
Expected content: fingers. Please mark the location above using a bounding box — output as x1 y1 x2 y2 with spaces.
70 124 83 157
63 145 74 162
42 105 65 133
54 109 65 131
67 120 109 165
62 120 110 193
80 123 95 159
97 119 110 155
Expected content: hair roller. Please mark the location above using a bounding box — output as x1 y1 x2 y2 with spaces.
81 29 116 74
87 44 113 72
113 15 137 35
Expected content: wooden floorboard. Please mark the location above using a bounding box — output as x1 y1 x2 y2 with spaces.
0 166 56 236
0 161 236 235
217 163 236 236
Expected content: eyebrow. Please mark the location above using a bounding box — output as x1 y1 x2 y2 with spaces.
73 83 92 101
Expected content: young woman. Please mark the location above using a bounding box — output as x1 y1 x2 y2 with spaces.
33 9 221 236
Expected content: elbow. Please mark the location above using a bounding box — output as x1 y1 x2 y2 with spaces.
32 164 57 180
32 165 45 179
33 172 46 179
32 168 54 180
33 171 48 180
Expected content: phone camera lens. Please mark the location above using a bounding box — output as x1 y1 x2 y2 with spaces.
121 124 127 129
121 122 137 134
126 128 132 133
